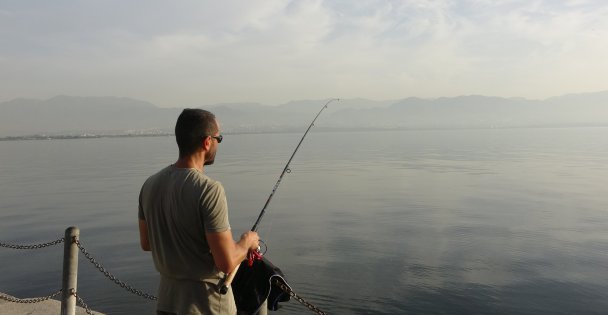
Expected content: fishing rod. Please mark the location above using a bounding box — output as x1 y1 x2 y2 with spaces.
251 98 339 232
218 98 339 294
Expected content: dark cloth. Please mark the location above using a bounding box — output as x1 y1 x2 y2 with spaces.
232 256 291 315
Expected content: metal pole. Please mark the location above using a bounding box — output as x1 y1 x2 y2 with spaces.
61 226 79 315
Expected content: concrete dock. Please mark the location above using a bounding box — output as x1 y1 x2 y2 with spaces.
0 293 105 315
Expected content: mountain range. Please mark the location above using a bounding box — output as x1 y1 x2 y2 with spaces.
1 92 607 138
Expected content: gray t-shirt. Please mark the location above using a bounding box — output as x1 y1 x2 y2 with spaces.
139 165 235 314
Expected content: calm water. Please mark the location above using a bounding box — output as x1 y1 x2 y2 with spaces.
1 128 608 314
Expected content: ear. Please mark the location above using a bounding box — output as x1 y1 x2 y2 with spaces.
201 136 212 151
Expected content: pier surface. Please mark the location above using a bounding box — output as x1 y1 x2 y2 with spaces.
0 293 106 315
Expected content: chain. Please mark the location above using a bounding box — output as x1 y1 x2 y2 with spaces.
0 237 65 249
74 239 158 300
0 289 62 304
0 235 325 314
273 278 328 315
70 289 95 315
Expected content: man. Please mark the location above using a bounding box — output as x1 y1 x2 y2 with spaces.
139 108 260 315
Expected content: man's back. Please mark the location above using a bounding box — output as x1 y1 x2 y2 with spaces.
139 165 231 281
139 165 238 314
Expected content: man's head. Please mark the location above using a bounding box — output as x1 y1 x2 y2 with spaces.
175 109 221 164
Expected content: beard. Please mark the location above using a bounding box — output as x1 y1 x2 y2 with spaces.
204 146 217 165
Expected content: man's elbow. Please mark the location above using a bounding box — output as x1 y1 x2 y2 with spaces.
217 264 231 274
216 258 239 274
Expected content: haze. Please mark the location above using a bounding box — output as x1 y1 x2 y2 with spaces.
1 0 607 107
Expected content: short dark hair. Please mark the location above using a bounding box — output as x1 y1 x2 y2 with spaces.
175 109 218 157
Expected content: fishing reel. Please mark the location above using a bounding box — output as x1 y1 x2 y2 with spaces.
217 240 267 294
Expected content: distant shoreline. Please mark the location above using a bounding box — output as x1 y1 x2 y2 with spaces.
0 133 173 141
2 124 608 142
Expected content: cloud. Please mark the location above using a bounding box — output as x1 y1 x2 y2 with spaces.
1 0 607 105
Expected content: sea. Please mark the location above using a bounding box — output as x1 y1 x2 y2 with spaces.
1 127 608 315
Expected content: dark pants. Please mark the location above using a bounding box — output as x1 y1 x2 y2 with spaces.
157 311 177 315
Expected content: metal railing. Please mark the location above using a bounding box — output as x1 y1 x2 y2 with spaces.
0 226 156 315
1 226 327 315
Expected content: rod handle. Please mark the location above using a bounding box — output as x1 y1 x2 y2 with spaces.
218 263 241 295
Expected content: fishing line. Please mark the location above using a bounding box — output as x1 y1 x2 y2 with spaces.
258 214 275 255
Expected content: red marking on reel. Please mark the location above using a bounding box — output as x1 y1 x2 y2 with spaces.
247 249 263 267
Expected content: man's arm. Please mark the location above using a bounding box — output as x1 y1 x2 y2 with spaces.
206 230 259 274
139 219 151 251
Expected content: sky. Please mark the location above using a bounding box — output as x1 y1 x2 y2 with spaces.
1 0 607 107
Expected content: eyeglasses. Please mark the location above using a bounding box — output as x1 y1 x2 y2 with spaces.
209 134 223 143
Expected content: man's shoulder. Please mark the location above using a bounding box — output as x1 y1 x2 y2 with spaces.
142 165 224 194
168 167 224 192
191 171 223 192
143 165 173 185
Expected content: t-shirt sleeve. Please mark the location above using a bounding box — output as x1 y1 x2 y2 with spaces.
201 181 231 232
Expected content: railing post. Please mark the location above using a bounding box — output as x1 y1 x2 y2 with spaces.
61 226 79 315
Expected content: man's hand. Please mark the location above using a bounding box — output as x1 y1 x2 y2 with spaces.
207 230 260 273
240 231 260 252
